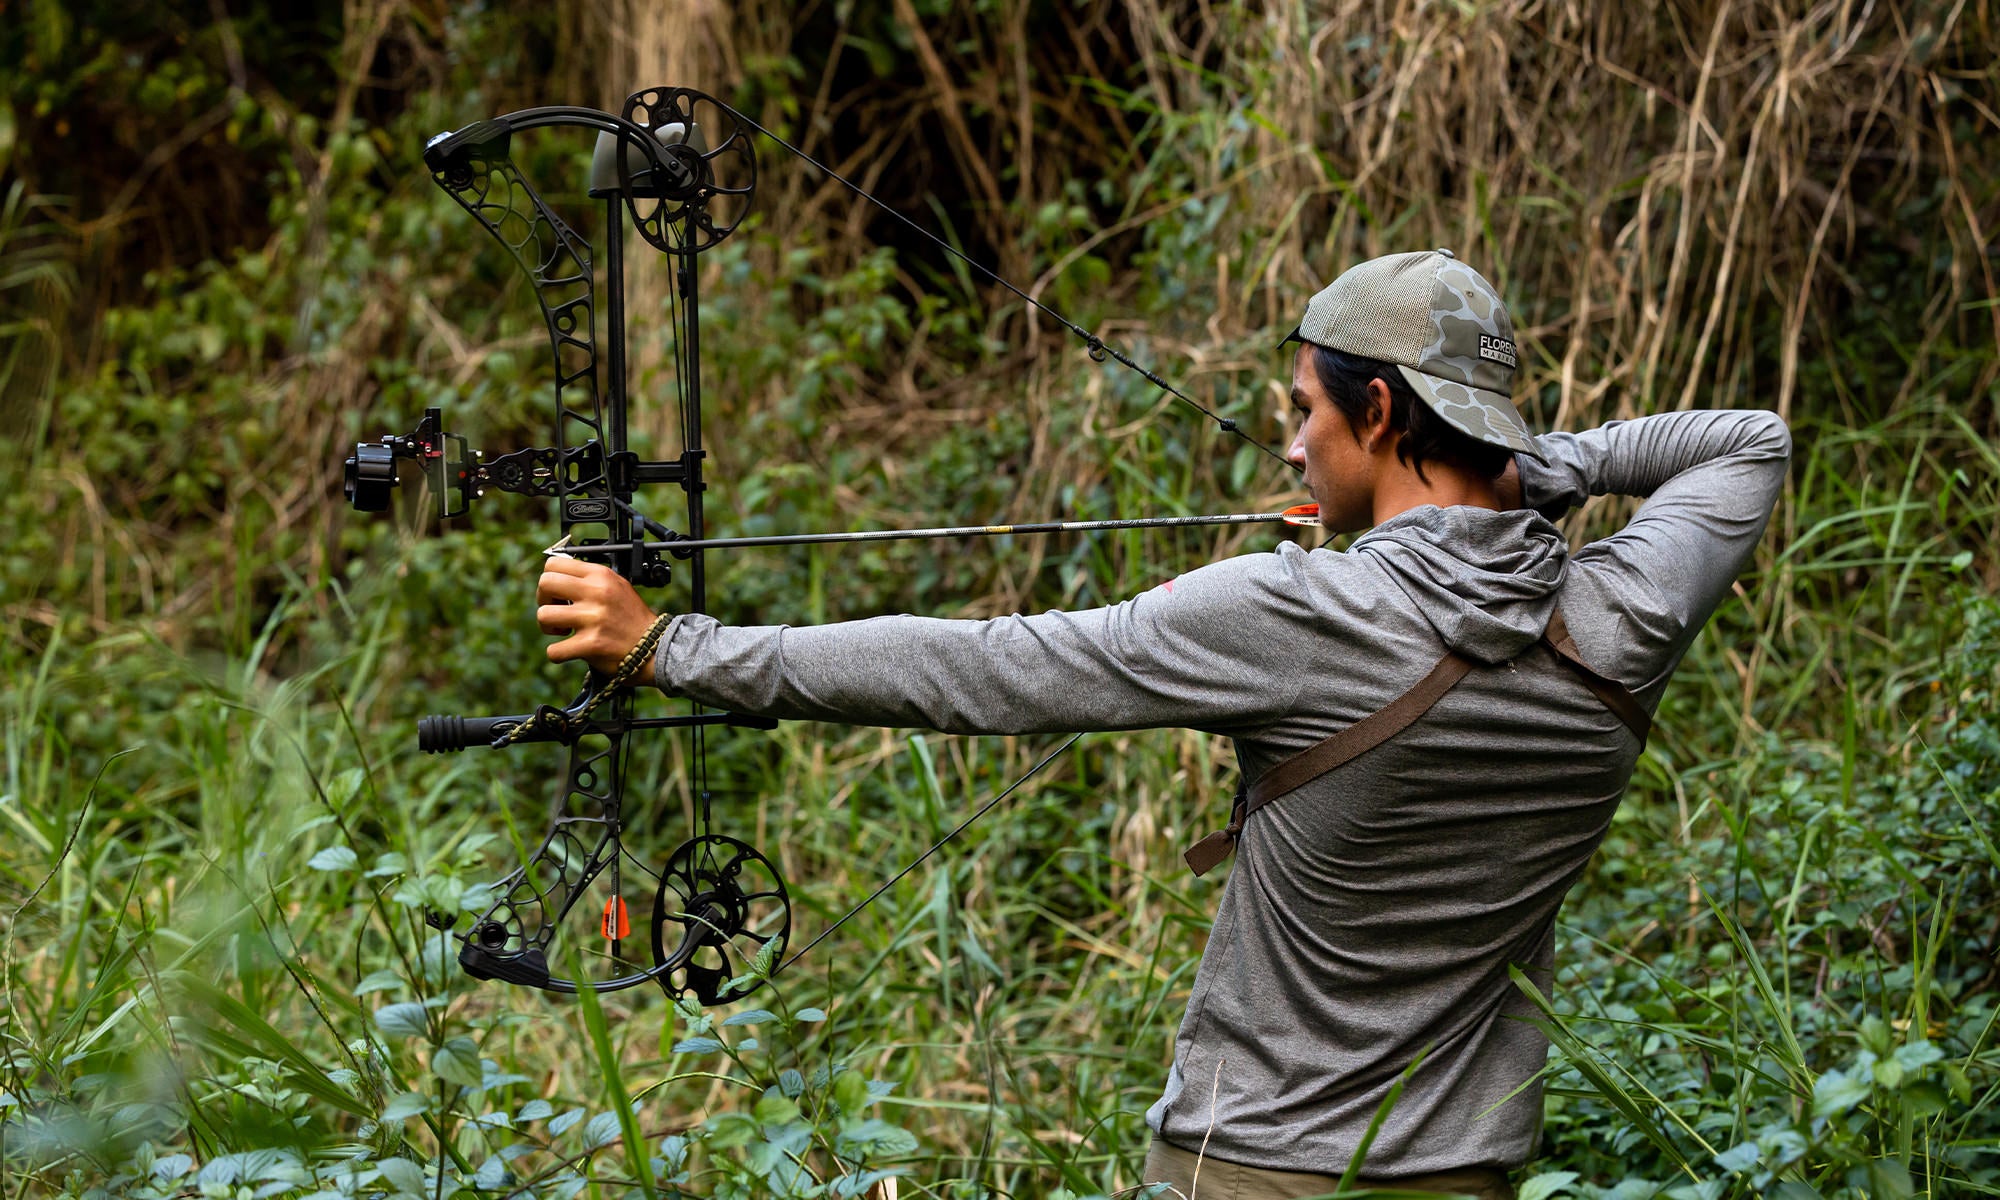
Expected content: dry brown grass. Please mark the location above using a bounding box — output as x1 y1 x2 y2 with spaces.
538 0 1998 592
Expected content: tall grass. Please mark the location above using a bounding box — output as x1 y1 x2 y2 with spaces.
2 1 1996 1196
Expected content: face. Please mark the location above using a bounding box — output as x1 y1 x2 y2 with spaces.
1286 346 1386 534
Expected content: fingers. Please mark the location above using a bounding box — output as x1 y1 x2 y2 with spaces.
532 556 662 677
542 609 618 668
537 557 616 604
539 553 596 576
537 601 586 636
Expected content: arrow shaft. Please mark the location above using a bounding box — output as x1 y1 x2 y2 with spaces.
562 511 1305 556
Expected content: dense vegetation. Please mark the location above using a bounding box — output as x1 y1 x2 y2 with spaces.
2 1 1996 1197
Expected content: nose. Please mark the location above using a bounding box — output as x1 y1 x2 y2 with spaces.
1287 426 1308 468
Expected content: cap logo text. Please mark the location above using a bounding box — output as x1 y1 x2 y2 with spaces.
1478 334 1517 369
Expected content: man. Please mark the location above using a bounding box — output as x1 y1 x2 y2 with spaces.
537 249 1790 1197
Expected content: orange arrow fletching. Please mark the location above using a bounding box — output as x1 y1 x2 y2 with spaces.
602 898 630 940
1281 504 1320 527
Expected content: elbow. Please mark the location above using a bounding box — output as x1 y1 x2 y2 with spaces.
1752 411 1793 463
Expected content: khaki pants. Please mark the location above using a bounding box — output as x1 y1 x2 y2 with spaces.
1142 1138 1514 1200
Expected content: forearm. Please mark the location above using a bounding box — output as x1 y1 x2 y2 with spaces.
1516 409 1791 516
1515 408 1790 666
654 612 1103 733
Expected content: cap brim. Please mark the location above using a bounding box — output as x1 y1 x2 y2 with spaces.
1277 325 1307 353
1395 364 1548 465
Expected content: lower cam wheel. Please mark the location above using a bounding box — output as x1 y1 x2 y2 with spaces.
650 834 790 1004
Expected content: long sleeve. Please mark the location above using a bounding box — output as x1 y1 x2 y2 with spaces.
652 549 1325 736
1516 408 1790 685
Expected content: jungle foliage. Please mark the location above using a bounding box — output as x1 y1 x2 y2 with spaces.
2 1 1997 1197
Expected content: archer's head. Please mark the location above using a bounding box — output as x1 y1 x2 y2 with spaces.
1281 249 1546 533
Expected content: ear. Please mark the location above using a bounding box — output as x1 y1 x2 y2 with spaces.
1361 377 1395 449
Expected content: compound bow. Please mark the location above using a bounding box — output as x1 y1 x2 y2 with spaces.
343 84 1297 1002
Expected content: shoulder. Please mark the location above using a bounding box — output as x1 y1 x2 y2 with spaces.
1146 542 1390 608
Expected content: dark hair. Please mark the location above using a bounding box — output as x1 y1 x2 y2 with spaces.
1310 345 1513 483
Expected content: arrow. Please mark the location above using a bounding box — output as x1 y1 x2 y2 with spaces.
556 505 1321 557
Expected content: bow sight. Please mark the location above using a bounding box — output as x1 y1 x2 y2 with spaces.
342 87 785 1002
345 408 681 586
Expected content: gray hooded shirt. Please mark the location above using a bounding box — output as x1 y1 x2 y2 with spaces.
654 408 1790 1175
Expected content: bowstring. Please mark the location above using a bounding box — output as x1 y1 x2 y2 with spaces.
665 203 721 887
710 99 1300 475
779 732 1084 974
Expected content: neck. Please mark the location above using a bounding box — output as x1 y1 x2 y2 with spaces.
1370 461 1503 527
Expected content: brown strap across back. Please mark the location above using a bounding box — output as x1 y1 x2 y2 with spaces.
1183 604 1652 877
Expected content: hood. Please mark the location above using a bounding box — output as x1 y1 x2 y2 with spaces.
1351 506 1569 664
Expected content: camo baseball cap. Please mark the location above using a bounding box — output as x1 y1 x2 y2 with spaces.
1280 249 1545 463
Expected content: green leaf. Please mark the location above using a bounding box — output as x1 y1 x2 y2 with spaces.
833 1068 870 1114
835 1117 918 1156
795 1007 827 1022
703 1111 760 1150
376 1157 426 1195
585 1112 622 1148
325 766 368 809
548 1107 585 1136
1872 1056 1906 1089
308 846 358 871
354 969 403 996
432 1037 485 1088
1811 1068 1871 1118
722 1009 776 1027
381 1092 430 1122
517 1099 554 1123
1518 1171 1580 1200
673 1036 724 1055
1858 1016 1893 1056
1900 1080 1949 1118
832 1168 906 1198
1865 1159 1915 1200
754 1091 801 1126
1891 1040 1943 1070
1943 1063 1973 1103
474 1156 508 1190
152 1154 195 1181
373 1003 430 1039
